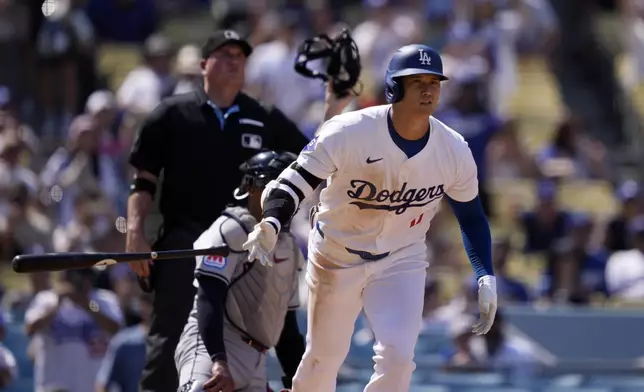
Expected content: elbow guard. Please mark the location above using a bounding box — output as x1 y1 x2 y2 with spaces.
262 185 298 227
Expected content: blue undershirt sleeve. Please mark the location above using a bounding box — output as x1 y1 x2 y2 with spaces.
447 195 494 280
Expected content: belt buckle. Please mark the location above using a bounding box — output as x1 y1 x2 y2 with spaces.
245 338 266 353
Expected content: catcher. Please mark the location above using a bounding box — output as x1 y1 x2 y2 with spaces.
174 150 305 392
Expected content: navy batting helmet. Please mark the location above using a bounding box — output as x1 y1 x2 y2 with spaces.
233 150 297 200
385 44 448 104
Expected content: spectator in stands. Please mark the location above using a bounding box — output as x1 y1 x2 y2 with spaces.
245 10 325 137
116 33 176 116
0 182 53 261
0 0 31 113
536 115 613 181
24 268 123 392
173 44 202 95
544 213 609 304
445 311 538 383
604 180 642 252
443 0 520 116
518 180 573 254
40 114 123 225
486 118 539 180
512 0 559 56
107 267 142 327
85 0 159 44
435 72 503 216
0 86 40 157
471 311 538 382
352 0 422 86
52 189 119 254
443 314 477 369
85 90 124 162
35 0 97 139
0 132 39 218
605 215 644 301
95 292 152 392
0 311 18 388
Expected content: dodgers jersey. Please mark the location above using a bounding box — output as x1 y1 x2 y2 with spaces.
191 206 303 347
292 104 479 263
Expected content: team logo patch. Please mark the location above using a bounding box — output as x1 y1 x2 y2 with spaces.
203 255 227 269
303 135 319 152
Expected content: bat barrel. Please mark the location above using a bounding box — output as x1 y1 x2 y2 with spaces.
12 253 110 273
11 246 230 274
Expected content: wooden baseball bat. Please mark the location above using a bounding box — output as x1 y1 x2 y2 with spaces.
12 246 230 273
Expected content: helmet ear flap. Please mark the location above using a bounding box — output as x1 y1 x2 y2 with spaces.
385 77 404 104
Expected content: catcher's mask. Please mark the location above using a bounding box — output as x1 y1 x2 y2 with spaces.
294 28 362 98
233 150 298 200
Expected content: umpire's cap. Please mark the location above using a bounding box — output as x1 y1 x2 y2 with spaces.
202 29 252 59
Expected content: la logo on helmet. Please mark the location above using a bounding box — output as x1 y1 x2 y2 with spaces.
418 49 431 66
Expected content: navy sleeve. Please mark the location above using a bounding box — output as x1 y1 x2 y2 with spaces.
196 275 228 362
447 195 494 280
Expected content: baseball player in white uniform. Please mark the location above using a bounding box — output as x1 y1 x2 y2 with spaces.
242 44 498 392
174 151 306 392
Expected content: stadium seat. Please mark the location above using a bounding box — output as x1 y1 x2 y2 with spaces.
337 383 370 392
457 388 530 392
409 385 450 392
588 376 644 388
541 388 613 392
414 353 446 369
424 372 506 386
546 374 585 388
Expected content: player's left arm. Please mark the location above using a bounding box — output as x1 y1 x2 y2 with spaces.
446 144 496 335
274 248 306 388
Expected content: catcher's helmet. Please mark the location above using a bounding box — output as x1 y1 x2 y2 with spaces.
385 44 448 104
233 150 297 200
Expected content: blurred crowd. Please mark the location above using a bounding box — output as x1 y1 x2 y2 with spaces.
1 0 644 390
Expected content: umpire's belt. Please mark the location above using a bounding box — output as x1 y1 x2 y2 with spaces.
241 336 269 354
315 222 389 262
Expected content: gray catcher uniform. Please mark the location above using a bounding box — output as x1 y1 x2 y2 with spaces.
175 206 304 391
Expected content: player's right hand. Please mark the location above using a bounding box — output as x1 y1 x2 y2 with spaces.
204 360 234 392
126 230 152 277
242 220 278 267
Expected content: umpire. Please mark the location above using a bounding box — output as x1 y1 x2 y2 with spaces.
126 30 340 392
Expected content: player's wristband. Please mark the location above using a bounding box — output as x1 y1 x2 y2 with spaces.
477 275 496 288
264 217 281 235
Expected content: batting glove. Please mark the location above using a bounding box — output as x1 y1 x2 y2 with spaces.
472 275 497 335
243 220 278 267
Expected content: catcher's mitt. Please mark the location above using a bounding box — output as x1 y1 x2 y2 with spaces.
294 28 362 98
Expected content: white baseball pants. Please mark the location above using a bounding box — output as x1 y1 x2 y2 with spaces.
291 244 428 392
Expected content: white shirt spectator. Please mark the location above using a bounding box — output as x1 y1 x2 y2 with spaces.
25 289 124 392
605 249 644 301
245 39 325 133
117 66 174 115
0 343 18 387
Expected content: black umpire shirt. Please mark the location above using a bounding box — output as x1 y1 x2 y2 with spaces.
129 88 309 232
